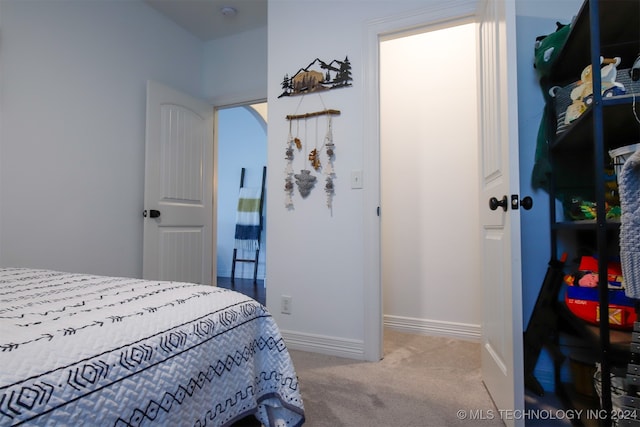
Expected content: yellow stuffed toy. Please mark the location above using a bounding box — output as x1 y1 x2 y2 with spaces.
564 56 624 124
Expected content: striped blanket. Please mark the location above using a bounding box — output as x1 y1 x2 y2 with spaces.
235 187 262 251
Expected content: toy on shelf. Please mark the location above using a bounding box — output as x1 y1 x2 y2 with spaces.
564 256 635 330
563 56 626 124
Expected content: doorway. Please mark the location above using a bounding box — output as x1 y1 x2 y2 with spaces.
366 1 525 420
379 24 481 339
215 103 267 304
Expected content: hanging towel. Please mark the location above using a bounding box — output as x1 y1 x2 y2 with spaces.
234 187 262 251
619 148 640 299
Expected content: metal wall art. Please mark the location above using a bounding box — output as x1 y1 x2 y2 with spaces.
278 57 352 98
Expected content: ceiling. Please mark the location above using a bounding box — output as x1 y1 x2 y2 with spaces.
144 0 267 42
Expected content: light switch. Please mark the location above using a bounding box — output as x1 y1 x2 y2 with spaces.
351 170 363 189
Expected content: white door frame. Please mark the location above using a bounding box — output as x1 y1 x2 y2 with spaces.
362 0 479 363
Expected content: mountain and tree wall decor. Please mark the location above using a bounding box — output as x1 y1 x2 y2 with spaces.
279 56 352 98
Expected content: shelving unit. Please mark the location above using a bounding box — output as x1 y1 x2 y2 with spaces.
540 0 640 425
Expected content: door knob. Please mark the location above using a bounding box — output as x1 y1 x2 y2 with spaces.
489 196 508 211
520 196 533 210
143 209 161 218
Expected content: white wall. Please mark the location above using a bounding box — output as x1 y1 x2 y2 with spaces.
380 24 480 339
203 26 268 104
266 0 453 357
0 0 203 277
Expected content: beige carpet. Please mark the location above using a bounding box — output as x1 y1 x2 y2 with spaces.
288 329 503 427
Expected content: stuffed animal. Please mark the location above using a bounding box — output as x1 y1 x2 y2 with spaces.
534 22 571 78
564 56 625 124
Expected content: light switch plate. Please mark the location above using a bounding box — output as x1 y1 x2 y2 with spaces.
351 170 363 189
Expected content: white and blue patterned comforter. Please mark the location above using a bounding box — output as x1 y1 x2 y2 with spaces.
0 268 304 426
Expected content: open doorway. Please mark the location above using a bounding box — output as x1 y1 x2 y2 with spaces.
215 103 267 304
379 23 481 340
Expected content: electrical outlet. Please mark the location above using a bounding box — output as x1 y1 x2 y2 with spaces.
281 295 292 314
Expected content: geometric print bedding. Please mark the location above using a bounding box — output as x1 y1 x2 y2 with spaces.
0 268 305 426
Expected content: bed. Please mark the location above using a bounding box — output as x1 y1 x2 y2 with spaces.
0 268 305 426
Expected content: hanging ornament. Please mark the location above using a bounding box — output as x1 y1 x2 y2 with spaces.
324 115 335 165
326 143 335 158
285 176 294 209
285 159 294 175
323 115 336 209
285 135 295 174
308 148 321 171
294 169 316 198
284 120 297 208
325 177 335 209
324 160 334 175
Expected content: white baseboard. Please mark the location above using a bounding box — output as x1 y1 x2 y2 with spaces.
384 314 481 342
281 316 481 360
280 329 365 360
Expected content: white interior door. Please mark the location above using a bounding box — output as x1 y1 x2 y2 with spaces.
477 1 524 425
143 80 214 285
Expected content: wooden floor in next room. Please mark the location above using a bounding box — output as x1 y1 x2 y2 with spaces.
217 277 266 306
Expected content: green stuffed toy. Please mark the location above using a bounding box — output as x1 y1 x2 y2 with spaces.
534 22 571 78
531 23 572 193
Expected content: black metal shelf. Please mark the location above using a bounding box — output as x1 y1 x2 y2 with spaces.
550 102 640 154
541 0 640 424
551 220 621 231
548 0 640 85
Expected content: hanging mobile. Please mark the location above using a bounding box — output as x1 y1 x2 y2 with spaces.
284 105 340 209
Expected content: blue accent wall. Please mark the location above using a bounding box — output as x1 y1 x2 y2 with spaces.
517 15 575 391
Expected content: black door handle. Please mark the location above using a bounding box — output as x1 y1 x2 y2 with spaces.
143 209 161 218
489 196 508 211
520 196 533 210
